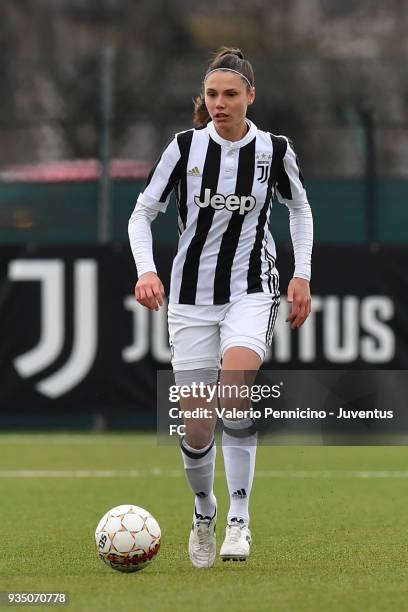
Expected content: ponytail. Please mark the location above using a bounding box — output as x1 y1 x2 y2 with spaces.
193 94 210 128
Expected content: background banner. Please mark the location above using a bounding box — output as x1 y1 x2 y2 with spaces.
0 245 406 428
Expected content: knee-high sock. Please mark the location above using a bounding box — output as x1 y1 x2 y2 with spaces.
180 437 217 518
222 418 257 524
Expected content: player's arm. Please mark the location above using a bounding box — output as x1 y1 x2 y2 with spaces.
128 137 181 310
275 138 313 329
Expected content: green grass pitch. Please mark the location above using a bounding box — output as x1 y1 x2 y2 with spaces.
0 433 407 611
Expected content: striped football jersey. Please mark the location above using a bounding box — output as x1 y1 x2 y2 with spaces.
135 120 309 305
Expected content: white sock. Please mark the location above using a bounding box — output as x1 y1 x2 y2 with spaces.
222 419 257 525
180 437 217 518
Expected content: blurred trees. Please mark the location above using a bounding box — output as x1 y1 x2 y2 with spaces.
0 0 406 176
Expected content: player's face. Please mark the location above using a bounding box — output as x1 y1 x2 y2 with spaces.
204 72 255 136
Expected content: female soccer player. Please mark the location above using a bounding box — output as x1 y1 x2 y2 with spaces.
128 47 313 568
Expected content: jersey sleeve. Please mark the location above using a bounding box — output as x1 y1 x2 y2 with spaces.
137 136 181 213
128 204 160 277
275 137 307 204
275 138 313 281
128 135 181 277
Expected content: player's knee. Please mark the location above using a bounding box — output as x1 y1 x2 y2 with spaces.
174 367 219 385
184 422 214 449
221 392 251 413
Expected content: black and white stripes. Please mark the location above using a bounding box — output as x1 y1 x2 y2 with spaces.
265 295 280 346
179 137 222 304
130 120 312 305
213 138 256 304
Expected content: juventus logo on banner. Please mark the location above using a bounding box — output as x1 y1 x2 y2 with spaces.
8 259 98 398
1 246 403 418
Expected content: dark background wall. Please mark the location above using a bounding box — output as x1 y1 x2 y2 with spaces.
0 1 407 428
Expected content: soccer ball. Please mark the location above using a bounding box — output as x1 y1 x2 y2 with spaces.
95 504 161 572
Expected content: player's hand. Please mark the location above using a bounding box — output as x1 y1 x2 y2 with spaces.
135 272 165 311
286 277 311 329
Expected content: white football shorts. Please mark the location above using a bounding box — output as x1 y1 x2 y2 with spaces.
167 292 280 370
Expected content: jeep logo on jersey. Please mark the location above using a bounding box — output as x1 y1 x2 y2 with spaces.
194 188 256 214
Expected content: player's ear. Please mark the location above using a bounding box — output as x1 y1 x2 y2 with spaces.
247 87 256 106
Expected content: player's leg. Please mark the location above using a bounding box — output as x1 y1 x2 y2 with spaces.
168 303 222 568
219 293 280 561
177 379 218 569
220 348 260 524
218 349 259 561
177 372 218 519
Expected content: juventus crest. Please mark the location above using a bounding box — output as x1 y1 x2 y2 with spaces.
256 151 272 183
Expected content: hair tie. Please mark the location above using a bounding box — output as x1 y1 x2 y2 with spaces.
204 68 253 88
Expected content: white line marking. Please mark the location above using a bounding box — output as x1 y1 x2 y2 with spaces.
1 435 407 446
0 469 408 479
0 436 150 445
